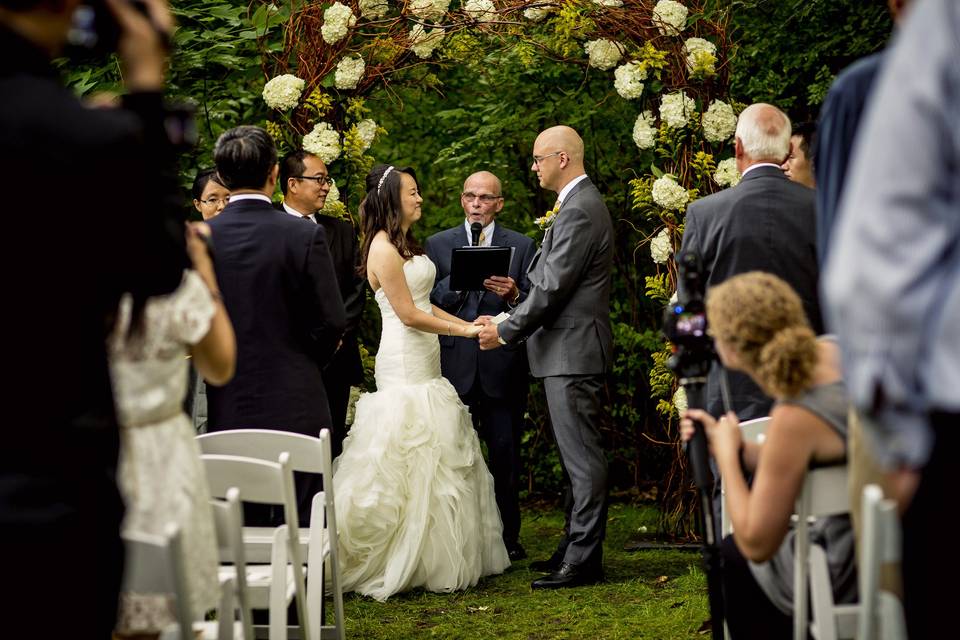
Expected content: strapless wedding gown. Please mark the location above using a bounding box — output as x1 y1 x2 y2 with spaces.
333 254 510 601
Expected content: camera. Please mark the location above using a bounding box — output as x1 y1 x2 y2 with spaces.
68 0 152 58
663 250 714 379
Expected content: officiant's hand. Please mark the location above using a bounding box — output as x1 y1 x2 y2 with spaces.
484 275 518 302
478 323 502 350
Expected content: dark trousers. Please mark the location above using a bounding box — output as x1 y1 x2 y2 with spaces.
321 366 352 460
902 413 958 639
462 379 525 549
720 535 792 639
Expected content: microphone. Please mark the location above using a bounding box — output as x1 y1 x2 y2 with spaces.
471 222 483 246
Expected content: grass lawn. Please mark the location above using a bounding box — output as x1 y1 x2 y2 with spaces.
339 501 710 639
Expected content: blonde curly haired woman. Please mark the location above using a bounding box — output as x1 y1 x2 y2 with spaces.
680 271 856 638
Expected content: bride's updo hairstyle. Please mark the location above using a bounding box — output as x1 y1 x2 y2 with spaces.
706 272 817 399
358 163 424 276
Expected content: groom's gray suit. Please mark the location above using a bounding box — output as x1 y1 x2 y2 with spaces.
498 176 613 567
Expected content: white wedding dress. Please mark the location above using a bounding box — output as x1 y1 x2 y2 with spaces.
334 254 510 601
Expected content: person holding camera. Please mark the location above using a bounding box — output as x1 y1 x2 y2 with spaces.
680 272 855 639
1 0 188 634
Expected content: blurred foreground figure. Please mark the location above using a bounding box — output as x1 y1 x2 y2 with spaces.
0 0 187 635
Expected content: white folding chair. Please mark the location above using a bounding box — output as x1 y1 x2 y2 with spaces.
202 453 310 640
857 484 907 640
121 524 194 640
722 416 771 536
206 488 254 640
198 429 344 640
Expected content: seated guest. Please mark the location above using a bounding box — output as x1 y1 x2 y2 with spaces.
680 272 855 639
781 121 816 189
192 168 230 220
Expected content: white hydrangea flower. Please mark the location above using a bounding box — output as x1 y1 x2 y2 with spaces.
652 174 689 211
334 55 365 90
262 74 305 111
358 0 389 19
464 0 496 21
523 4 552 21
650 228 672 264
584 39 624 71
659 91 696 129
325 179 341 204
409 24 445 59
303 122 341 165
592 0 623 6
702 99 737 144
321 2 356 44
355 118 378 152
714 157 741 187
409 0 450 21
673 386 688 414
632 111 657 150
652 0 687 36
684 37 717 73
614 62 646 100
669 289 679 304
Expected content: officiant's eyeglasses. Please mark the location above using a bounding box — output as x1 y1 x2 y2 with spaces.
295 175 335 186
532 151 562 165
461 192 502 203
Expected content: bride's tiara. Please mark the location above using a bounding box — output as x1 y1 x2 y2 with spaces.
376 166 395 196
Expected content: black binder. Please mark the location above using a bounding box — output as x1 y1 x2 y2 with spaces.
449 246 513 291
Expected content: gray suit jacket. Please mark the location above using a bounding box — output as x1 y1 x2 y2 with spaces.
499 177 614 378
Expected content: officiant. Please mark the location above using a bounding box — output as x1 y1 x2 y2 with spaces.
424 171 537 561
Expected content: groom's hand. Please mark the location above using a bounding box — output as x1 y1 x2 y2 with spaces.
473 315 494 326
478 323 502 350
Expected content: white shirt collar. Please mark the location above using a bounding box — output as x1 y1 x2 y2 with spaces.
229 193 272 204
556 174 589 207
741 162 782 178
282 201 315 222
463 219 495 247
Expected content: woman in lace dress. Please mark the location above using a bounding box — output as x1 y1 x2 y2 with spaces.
333 165 510 601
110 223 236 636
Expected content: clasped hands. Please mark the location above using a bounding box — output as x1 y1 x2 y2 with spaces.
679 408 743 464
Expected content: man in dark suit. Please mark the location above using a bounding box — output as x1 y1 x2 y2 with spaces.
679 103 822 423
207 126 346 522
424 170 537 562
278 150 365 458
479 127 614 590
0 0 187 635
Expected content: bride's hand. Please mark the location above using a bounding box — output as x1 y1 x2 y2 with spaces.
462 324 483 339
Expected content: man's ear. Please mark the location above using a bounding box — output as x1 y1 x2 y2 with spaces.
734 137 744 159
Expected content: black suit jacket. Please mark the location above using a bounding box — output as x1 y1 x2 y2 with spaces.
207 199 346 435
424 223 537 398
679 165 821 419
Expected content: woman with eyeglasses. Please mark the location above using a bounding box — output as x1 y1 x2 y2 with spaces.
191 168 230 220
679 271 856 638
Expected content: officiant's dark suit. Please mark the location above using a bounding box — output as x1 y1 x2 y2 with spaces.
207 127 346 522
679 104 822 423
482 127 613 588
424 172 537 557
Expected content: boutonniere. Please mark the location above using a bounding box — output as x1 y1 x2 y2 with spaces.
534 201 561 231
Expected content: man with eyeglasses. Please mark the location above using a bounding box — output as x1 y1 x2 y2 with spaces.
279 149 365 458
424 170 537 562
478 126 614 590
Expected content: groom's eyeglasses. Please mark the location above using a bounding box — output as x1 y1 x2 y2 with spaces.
295 175 335 186
532 151 562 165
461 192 502 203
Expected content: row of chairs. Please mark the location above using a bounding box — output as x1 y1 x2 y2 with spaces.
723 417 906 640
120 429 346 640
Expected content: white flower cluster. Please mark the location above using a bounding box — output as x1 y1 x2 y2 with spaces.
359 0 389 19
650 228 672 264
592 0 623 6
684 37 716 73
584 39 624 70
714 157 741 187
673 386 688 413
652 0 687 36
464 0 496 21
652 174 689 210
334 55 365 90
303 122 341 165
659 91 696 129
355 118 378 152
409 24 445 59
325 180 341 204
614 62 646 100
632 111 657 150
702 99 737 143
523 5 551 21
321 2 356 44
409 0 450 21
262 74 305 111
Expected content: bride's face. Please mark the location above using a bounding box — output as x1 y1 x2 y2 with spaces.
398 172 423 229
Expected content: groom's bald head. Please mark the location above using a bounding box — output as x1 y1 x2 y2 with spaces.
532 125 586 193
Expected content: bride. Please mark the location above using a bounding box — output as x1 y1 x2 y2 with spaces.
333 164 510 601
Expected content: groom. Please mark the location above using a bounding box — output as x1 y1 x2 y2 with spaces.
479 126 613 589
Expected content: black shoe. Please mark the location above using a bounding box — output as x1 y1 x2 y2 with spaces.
507 544 527 562
528 551 564 573
531 562 604 590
